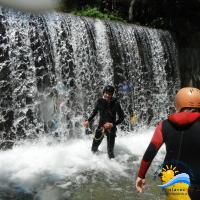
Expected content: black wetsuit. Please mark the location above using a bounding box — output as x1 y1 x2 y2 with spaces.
137 112 200 200
162 117 200 200
87 97 124 158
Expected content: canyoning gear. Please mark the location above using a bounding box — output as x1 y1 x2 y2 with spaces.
91 127 116 159
175 87 200 112
103 85 115 95
168 112 200 126
93 132 104 141
88 97 124 127
93 127 107 140
161 114 200 200
137 112 200 200
85 128 93 135
162 113 200 177
138 112 200 178
88 96 124 159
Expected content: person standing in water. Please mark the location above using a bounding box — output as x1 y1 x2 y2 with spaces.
83 85 125 159
135 87 200 200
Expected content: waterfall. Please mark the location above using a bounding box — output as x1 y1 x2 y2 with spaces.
0 7 180 144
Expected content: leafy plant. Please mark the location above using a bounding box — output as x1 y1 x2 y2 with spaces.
72 7 126 22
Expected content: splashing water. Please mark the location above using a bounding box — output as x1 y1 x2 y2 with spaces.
0 7 179 200
0 129 165 200
0 7 180 141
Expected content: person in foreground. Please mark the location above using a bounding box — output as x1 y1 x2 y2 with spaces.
135 87 200 200
83 85 124 159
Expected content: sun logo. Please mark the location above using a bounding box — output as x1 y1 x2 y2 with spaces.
161 165 179 183
158 164 191 200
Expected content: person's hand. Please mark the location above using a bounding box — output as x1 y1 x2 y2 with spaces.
83 121 89 128
103 122 113 129
135 177 145 193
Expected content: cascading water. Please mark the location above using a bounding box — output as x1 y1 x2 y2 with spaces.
0 7 180 200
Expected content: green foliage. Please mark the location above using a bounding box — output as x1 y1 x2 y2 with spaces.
72 7 126 22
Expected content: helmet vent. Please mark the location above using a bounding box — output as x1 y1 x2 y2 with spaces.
175 87 200 111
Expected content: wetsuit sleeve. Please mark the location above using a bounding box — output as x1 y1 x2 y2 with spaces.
88 100 99 122
137 122 164 179
115 102 125 125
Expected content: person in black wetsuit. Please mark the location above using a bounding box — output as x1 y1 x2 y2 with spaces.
83 85 125 159
135 87 200 200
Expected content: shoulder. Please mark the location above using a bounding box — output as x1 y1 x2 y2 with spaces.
160 119 171 139
97 98 104 103
162 119 171 128
113 98 122 107
112 97 119 104
96 98 106 106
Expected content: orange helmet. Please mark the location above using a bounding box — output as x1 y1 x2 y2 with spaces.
175 87 200 112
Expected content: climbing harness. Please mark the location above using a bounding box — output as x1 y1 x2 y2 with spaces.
93 127 108 141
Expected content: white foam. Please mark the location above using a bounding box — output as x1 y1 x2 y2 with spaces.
0 129 165 193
